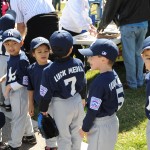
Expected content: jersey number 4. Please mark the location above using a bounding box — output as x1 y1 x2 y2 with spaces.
64 76 76 96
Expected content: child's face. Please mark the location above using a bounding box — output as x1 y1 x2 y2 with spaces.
32 44 50 65
3 40 22 56
87 55 103 70
142 49 150 71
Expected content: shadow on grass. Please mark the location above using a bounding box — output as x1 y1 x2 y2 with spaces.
86 62 147 133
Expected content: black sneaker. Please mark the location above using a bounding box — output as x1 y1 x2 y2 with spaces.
5 145 20 150
0 102 4 107
45 146 58 150
0 142 8 150
4 105 11 112
22 135 37 145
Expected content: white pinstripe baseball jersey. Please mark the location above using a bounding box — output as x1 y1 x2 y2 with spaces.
10 0 55 24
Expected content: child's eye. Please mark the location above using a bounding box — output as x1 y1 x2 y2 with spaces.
13 42 17 45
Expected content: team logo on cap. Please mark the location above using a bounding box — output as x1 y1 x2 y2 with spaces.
39 37 44 42
8 30 13 36
102 51 107 55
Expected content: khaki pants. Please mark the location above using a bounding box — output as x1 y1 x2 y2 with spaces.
8 87 34 148
147 119 150 150
52 93 85 150
87 114 119 150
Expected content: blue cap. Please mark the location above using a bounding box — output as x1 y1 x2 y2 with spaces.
30 37 50 51
0 10 16 32
0 112 5 129
142 36 150 52
78 39 119 62
49 30 73 57
2 29 22 43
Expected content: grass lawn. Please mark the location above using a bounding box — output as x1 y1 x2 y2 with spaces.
114 63 147 150
86 62 147 150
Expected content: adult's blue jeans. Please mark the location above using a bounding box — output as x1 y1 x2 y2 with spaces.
120 25 147 88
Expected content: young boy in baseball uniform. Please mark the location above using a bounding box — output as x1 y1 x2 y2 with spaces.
141 36 150 150
28 37 57 150
1 29 36 150
0 10 16 111
79 39 124 150
39 30 86 150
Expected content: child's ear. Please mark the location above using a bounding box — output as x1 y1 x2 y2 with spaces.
20 40 24 46
67 46 73 56
32 52 35 58
102 57 108 63
141 53 144 59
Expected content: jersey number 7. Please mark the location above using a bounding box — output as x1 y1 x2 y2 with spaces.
64 76 77 96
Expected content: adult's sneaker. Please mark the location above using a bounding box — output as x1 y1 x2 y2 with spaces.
45 146 58 150
5 145 20 150
4 104 11 112
0 142 8 150
22 135 37 145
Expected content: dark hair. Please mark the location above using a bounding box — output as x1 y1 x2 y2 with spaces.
30 43 50 58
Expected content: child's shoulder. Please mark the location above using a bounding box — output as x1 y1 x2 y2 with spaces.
93 70 118 85
73 57 83 64
146 72 150 81
19 51 29 62
28 62 37 70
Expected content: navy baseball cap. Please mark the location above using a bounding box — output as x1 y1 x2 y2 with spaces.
78 39 119 62
0 112 5 129
30 37 50 51
2 29 22 43
49 30 73 57
142 36 150 52
0 10 16 32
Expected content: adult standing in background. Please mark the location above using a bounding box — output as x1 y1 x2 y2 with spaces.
97 0 150 89
10 0 59 62
59 0 97 64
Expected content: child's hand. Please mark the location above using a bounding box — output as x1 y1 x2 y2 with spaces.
41 112 48 116
0 75 6 83
4 84 11 98
29 103 34 117
82 99 86 107
79 128 87 138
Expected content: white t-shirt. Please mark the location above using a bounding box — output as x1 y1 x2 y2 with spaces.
60 0 92 33
10 0 55 24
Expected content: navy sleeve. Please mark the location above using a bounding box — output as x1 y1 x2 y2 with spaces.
17 60 30 87
39 68 54 112
82 81 104 132
145 75 150 119
27 66 34 91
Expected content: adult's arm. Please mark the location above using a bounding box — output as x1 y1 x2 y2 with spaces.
97 0 121 32
17 23 26 39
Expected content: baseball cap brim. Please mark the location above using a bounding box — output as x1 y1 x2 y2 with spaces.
142 46 150 51
2 37 21 44
6 10 16 20
78 48 94 56
33 42 50 50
